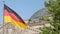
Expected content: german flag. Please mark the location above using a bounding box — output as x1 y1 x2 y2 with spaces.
4 4 27 29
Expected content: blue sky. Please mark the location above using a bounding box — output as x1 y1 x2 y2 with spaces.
0 0 45 24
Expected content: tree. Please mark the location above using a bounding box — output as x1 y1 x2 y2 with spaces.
39 0 60 34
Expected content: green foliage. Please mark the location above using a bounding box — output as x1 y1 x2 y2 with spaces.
39 0 60 34
39 16 50 21
39 25 53 34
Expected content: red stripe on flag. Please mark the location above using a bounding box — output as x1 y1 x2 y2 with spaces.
4 9 10 16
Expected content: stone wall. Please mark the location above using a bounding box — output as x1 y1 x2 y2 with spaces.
0 23 40 34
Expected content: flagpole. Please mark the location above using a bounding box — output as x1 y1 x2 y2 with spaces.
3 1 5 34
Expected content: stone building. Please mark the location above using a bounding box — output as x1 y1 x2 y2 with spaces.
0 8 50 34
